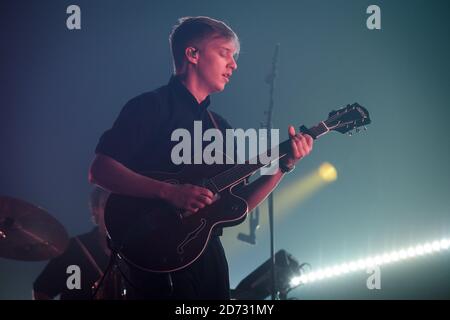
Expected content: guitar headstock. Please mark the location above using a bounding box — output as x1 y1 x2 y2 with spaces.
325 103 371 135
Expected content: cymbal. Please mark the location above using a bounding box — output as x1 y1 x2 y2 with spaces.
0 196 69 261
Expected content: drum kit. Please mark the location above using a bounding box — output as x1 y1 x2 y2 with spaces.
0 196 69 262
0 195 126 299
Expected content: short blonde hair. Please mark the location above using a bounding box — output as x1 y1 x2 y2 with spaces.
169 16 240 72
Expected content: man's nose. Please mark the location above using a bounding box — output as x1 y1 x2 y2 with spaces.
229 57 237 71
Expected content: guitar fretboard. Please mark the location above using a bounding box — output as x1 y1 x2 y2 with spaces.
208 122 329 191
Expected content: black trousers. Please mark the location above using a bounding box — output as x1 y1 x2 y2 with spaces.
125 236 230 300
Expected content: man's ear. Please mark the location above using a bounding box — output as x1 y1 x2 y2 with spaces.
185 47 199 65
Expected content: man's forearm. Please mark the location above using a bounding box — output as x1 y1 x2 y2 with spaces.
89 154 171 200
234 169 285 212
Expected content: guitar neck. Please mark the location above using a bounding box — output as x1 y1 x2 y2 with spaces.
209 122 330 192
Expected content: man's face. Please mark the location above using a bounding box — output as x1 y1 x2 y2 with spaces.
195 36 238 94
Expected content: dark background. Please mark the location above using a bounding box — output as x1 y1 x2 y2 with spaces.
1 0 449 299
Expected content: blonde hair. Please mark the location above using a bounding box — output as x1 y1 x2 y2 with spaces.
169 16 240 72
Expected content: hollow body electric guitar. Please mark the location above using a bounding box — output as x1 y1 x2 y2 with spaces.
105 103 371 273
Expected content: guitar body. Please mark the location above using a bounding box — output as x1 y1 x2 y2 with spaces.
104 164 248 273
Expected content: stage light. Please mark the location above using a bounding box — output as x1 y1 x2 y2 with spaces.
232 249 305 300
289 237 450 288
318 162 337 182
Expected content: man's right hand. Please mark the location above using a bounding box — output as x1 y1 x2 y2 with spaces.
162 183 214 213
89 154 215 213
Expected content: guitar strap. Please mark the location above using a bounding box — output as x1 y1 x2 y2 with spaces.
206 110 220 131
207 109 234 170
207 110 249 185
75 236 104 278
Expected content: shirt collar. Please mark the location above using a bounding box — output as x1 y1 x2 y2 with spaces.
168 75 211 115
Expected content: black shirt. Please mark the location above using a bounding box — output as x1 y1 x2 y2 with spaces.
33 227 109 300
94 76 247 299
95 76 238 236
95 75 233 173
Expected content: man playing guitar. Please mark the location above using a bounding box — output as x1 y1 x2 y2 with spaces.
89 16 313 299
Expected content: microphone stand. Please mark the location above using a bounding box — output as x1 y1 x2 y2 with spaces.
265 43 280 300
237 206 259 245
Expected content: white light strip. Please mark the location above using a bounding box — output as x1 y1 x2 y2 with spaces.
290 238 450 287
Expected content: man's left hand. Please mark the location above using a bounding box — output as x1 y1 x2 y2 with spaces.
281 125 314 170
